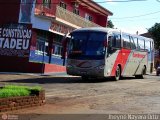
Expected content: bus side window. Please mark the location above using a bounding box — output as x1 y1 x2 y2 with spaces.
122 34 131 49
145 40 150 53
108 33 121 48
108 36 113 47
113 34 121 48
133 37 140 50
130 36 136 50
107 36 113 55
138 38 145 51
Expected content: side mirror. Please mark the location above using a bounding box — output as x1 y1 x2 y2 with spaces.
103 40 108 47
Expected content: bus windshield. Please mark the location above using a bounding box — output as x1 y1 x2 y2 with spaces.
68 31 107 59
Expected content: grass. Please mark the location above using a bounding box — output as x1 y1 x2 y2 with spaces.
0 85 42 98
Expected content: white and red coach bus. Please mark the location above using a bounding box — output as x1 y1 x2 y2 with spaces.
62 27 154 80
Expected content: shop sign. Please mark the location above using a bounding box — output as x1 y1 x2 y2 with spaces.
50 22 74 35
0 24 32 57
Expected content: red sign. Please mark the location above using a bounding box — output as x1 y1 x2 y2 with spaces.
50 22 74 34
133 53 145 58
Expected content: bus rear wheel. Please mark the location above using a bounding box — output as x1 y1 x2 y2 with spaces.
114 66 121 81
135 66 146 79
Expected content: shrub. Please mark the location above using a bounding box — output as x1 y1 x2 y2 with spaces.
0 88 30 98
0 85 42 98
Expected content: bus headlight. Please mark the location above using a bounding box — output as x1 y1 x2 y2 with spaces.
95 65 104 69
67 65 73 68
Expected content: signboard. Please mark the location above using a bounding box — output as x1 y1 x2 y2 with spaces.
19 0 35 23
50 22 74 35
0 24 32 57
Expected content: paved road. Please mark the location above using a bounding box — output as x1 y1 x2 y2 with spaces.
0 73 160 115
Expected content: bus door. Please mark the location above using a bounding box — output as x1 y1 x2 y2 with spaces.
107 34 121 57
105 34 122 76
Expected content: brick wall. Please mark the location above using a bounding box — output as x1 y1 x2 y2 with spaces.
0 90 45 112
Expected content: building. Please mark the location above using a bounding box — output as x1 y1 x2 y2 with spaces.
0 0 113 73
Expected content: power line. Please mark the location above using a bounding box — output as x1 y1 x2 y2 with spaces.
110 10 160 19
111 17 160 22
0 0 148 4
95 0 147 3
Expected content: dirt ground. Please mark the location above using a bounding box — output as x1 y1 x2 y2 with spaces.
0 73 160 119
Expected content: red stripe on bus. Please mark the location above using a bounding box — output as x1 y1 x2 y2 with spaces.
111 49 131 76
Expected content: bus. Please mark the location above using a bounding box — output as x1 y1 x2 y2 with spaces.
62 27 154 80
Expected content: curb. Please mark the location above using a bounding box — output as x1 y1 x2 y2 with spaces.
0 72 71 77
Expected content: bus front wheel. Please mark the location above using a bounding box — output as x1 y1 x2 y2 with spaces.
114 66 121 81
81 76 89 80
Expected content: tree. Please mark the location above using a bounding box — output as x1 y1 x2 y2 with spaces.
107 20 114 28
148 23 160 49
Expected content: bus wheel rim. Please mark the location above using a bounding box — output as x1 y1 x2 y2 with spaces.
116 67 120 80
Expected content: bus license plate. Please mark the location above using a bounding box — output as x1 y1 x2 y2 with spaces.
80 71 87 75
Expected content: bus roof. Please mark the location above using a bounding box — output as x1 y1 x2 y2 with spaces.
72 27 120 33
71 27 154 42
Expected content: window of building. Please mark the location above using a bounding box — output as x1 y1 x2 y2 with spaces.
34 31 50 63
43 0 51 8
85 13 92 21
53 44 62 57
52 35 63 57
59 1 67 9
73 8 79 15
36 36 49 56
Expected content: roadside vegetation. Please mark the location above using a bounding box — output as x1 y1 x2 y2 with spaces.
149 22 160 49
0 85 42 98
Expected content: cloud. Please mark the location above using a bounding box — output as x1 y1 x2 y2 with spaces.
120 26 147 35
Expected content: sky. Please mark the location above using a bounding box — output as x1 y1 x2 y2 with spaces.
94 0 160 34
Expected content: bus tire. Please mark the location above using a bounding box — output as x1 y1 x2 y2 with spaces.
135 66 146 79
81 76 89 80
135 75 143 79
114 66 121 81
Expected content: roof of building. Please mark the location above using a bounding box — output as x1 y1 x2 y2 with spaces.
140 32 153 38
76 0 113 16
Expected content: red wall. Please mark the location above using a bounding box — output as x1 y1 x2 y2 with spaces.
36 0 108 27
30 29 37 47
0 0 21 24
96 15 108 27
44 64 66 73
36 0 58 16
65 0 107 27
0 58 66 73
62 0 107 26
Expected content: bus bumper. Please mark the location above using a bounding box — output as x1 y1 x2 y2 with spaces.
66 67 104 77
